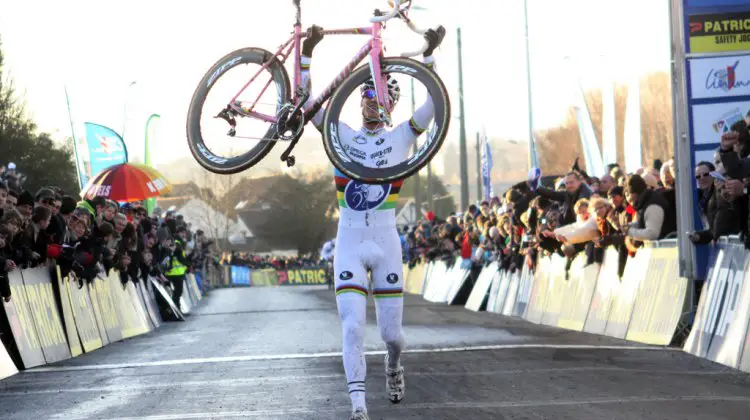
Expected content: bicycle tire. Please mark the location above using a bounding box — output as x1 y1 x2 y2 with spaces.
186 48 291 175
322 57 450 184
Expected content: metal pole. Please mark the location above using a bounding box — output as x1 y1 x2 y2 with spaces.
524 0 536 171
411 78 422 222
476 132 482 202
669 0 696 280
457 27 469 211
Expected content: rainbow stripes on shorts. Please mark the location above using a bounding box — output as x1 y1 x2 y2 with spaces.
335 285 404 299
373 288 404 299
336 285 368 297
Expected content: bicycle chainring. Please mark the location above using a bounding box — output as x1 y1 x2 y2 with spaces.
275 104 305 141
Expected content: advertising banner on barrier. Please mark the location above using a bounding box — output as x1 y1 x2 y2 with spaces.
465 263 498 311
21 267 71 364
584 249 622 335
137 281 162 329
90 276 122 343
486 270 501 313
512 264 533 318
540 256 569 327
423 260 448 302
68 276 106 350
2 271 45 368
525 257 551 324
604 249 651 339
689 11 750 53
231 266 251 286
445 265 471 304
500 270 517 316
277 267 327 285
55 268 83 357
685 246 730 357
124 281 152 335
558 261 600 332
708 243 749 367
627 248 689 345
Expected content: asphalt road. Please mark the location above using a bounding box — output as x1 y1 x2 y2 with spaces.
1 286 750 419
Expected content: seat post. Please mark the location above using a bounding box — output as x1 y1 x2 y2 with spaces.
293 0 301 26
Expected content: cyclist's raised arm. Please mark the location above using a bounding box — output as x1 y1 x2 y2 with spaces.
300 26 326 131
300 55 324 130
409 55 437 134
405 26 445 137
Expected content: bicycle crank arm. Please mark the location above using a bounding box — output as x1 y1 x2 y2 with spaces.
279 126 305 167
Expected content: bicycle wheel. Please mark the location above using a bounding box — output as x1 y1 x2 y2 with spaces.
187 48 291 175
322 57 450 184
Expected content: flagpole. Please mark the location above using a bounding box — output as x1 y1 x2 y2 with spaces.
64 86 84 190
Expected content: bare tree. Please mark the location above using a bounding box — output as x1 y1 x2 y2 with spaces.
188 169 240 253
536 71 674 175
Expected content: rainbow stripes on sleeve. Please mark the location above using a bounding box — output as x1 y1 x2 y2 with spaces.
334 169 402 211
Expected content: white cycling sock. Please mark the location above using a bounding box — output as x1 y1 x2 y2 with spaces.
375 296 405 370
337 292 368 412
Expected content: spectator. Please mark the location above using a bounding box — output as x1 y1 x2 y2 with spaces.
622 174 675 241
532 171 593 226
695 161 716 230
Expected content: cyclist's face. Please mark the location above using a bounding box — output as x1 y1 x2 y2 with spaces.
361 96 380 120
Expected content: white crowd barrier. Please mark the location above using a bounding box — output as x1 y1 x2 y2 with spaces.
406 237 750 374
406 240 693 348
0 264 204 380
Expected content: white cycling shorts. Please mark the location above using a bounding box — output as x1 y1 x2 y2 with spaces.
333 226 404 299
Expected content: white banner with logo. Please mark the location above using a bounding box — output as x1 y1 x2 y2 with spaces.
690 55 750 100
690 100 750 145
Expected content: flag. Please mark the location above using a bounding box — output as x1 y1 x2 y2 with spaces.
144 114 160 215
481 131 494 201
84 123 129 181
64 86 86 189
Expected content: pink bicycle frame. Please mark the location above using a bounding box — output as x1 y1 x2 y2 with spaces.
229 20 393 125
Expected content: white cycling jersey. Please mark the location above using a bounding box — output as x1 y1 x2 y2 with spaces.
301 55 436 229
320 240 335 261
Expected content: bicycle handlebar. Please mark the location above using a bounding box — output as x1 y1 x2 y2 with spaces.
370 0 431 58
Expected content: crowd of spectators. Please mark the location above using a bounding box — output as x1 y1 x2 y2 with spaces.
0 165 214 319
401 158 679 281
225 252 322 269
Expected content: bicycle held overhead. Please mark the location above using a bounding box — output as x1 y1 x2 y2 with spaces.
186 0 450 184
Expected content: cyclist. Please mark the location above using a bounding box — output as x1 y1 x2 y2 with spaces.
320 239 336 289
301 24 445 420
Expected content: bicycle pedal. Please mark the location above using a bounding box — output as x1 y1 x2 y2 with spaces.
286 156 296 167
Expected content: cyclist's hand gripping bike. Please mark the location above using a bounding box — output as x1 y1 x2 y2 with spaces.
186 0 451 184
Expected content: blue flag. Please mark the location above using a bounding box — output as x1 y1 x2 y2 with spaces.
83 123 129 181
481 132 494 201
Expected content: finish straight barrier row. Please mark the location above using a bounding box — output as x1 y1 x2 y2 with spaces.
0 263 205 380
225 266 328 286
405 238 750 374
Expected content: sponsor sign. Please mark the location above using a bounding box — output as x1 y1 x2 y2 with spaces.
583 249 622 335
689 11 750 53
22 267 71 363
90 276 123 343
627 248 689 345
524 256 551 324
55 267 83 357
2 271 45 368
690 100 750 145
558 261 600 332
465 263 498 311
604 249 651 339
690 55 750 99
67 276 105 351
277 268 327 285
